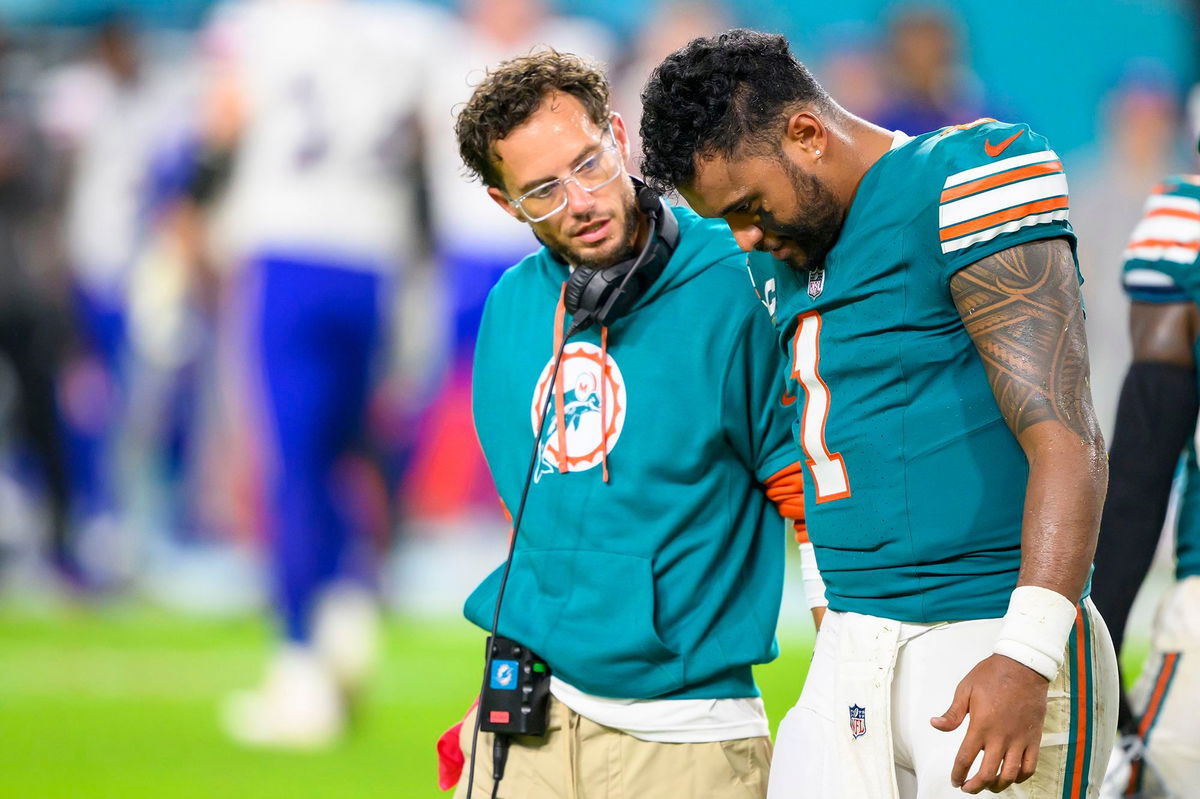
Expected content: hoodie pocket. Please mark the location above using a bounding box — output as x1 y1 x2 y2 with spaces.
469 548 685 698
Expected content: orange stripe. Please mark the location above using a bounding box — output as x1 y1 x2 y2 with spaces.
939 196 1069 242
1137 652 1180 739
1069 610 1088 797
1127 653 1182 795
940 160 1063 202
1126 239 1200 251
1146 207 1200 221
1126 761 1142 795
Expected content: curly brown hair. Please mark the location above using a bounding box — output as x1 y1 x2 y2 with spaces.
455 49 611 191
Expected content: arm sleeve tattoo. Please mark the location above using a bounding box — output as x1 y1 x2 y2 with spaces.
949 238 1101 442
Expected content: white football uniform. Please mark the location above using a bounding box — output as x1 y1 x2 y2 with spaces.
770 604 1118 799
204 0 447 270
1126 576 1200 796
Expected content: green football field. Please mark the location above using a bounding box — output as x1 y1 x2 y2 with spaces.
0 603 1148 799
0 604 817 799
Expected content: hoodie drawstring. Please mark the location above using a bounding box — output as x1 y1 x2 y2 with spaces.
550 282 611 484
552 285 569 474
599 325 609 483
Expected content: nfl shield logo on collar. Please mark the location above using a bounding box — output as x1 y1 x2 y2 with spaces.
808 266 825 300
849 704 866 739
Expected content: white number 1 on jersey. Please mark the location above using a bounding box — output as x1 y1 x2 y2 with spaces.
791 312 851 503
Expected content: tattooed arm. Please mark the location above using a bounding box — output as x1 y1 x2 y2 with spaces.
949 237 1107 602
930 238 1107 794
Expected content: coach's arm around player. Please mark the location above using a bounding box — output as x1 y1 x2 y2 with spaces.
940 238 1109 794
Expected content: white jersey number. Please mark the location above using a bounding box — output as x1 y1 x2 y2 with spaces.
791 312 851 502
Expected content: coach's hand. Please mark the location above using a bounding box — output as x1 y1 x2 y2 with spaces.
930 653 1049 794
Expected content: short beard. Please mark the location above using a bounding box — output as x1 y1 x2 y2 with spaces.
771 155 843 272
546 199 642 271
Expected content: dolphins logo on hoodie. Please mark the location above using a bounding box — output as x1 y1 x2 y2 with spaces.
530 342 626 482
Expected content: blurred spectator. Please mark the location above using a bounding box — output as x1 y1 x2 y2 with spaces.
408 0 615 521
875 5 1001 135
194 0 446 748
814 25 885 121
0 29 72 583
1072 61 1187 440
613 0 730 174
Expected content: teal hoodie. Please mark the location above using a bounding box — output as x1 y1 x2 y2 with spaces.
465 205 799 700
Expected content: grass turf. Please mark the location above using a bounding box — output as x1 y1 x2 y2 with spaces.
0 604 815 799
0 604 1148 799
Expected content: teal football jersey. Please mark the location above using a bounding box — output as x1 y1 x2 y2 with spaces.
1122 175 1200 580
747 120 1079 622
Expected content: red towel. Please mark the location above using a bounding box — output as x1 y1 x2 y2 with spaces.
437 699 478 791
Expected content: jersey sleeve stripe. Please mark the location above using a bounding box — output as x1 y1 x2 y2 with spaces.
1146 207 1200 222
1123 268 1181 288
1127 215 1200 245
940 208 1069 253
939 173 1068 228
942 149 1059 189
1122 243 1200 264
1124 195 1200 261
939 160 1064 203
941 197 1070 243
1144 195 1200 215
1126 239 1200 252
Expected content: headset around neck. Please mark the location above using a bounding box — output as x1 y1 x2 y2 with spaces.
560 178 680 333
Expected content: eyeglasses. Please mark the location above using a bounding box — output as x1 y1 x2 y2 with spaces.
508 125 624 222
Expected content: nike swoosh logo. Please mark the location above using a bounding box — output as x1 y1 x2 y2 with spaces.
781 391 797 407
984 130 1023 158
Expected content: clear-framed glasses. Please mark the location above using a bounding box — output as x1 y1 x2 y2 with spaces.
509 125 624 223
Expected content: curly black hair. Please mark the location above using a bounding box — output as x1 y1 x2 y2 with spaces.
455 50 610 190
639 29 833 194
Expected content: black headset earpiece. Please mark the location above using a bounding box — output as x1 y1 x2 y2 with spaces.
562 178 679 333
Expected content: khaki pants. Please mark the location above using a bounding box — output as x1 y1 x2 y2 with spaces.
455 696 772 799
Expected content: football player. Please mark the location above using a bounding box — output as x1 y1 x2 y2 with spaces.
1093 138 1200 797
190 0 445 747
640 29 1118 798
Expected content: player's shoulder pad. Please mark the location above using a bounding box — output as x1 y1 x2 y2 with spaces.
910 119 1068 258
927 119 1055 166
1150 174 1200 203
1123 174 1200 302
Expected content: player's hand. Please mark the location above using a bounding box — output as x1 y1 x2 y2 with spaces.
930 653 1049 794
810 607 826 631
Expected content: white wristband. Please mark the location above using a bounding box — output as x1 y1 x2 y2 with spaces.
798 542 828 610
992 585 1077 681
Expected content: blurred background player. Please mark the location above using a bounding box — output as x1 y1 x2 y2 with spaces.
1093 130 1200 799
0 27 71 584
38 17 196 587
190 0 445 748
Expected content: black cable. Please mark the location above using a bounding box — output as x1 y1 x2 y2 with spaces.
490 735 510 799
463 318 586 799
